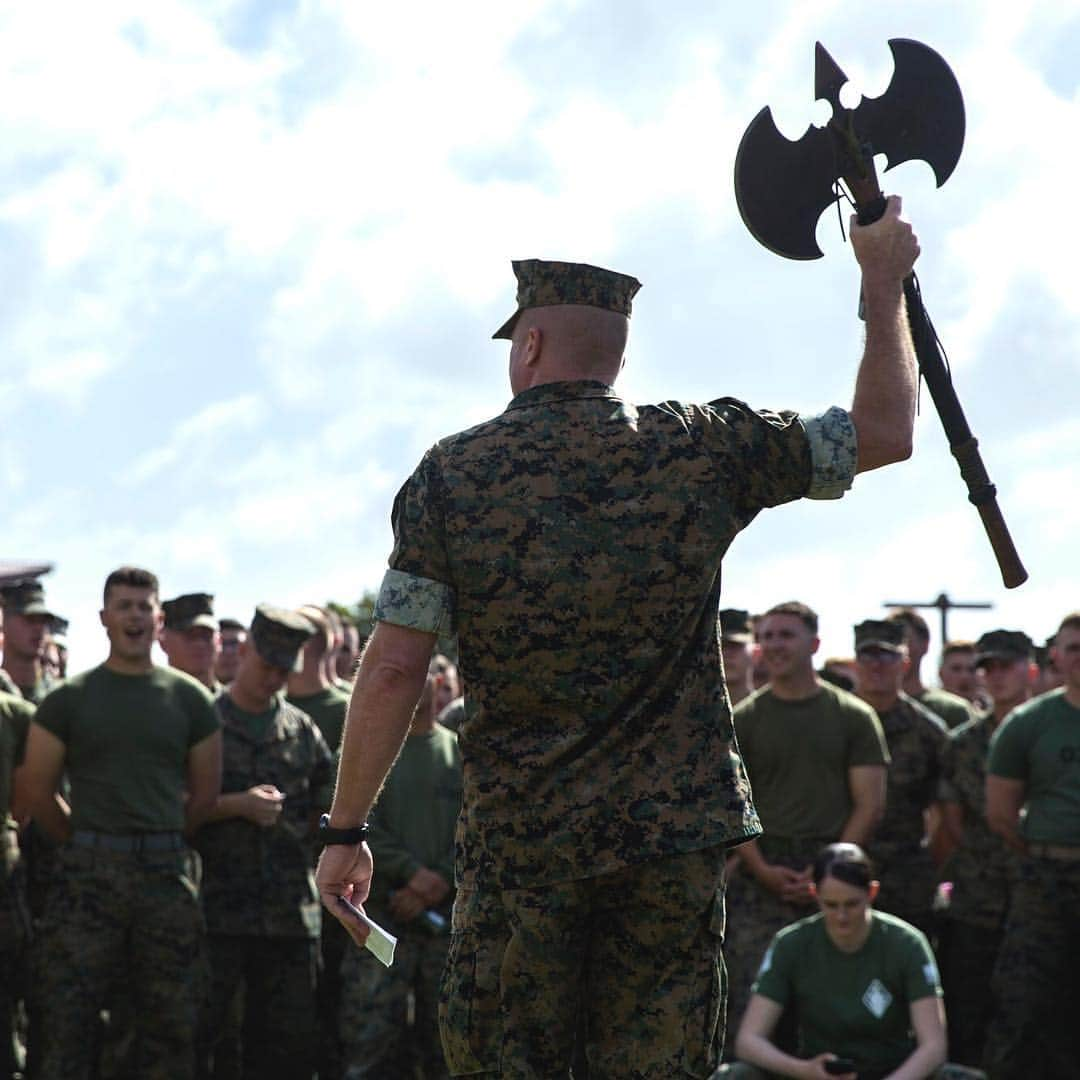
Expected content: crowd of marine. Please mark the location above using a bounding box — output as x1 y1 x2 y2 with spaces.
0 569 1076 1078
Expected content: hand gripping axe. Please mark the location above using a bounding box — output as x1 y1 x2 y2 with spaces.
734 39 1027 589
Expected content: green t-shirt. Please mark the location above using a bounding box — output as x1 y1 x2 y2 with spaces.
734 681 890 839
285 686 349 753
33 664 219 834
1 691 33 827
752 910 942 1075
367 723 463 910
987 689 1080 845
916 687 973 731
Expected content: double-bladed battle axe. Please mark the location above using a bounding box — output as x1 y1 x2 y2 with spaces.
734 39 1027 589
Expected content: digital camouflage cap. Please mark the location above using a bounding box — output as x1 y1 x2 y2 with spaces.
492 259 642 340
0 580 55 619
974 628 1034 667
250 604 315 672
162 592 217 631
854 619 906 654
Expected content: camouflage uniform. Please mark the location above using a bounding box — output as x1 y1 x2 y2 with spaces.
936 715 1013 1068
983 689 1080 1077
194 685 333 1078
0 692 32 1080
867 693 949 937
376 258 859 1075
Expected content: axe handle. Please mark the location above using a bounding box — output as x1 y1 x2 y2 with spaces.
853 194 1028 588
900 277 1029 589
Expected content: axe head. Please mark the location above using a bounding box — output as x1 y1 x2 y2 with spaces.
735 38 965 260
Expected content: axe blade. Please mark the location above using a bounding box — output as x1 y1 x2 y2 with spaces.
856 38 965 187
734 107 838 260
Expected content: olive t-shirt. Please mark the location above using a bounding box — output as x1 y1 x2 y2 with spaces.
988 688 1080 845
734 682 890 838
34 665 219 834
1 691 33 826
916 687 973 731
286 686 350 753
752 910 942 1075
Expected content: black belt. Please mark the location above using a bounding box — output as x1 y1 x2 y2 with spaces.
71 831 185 853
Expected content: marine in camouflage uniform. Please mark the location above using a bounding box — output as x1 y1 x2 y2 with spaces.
852 620 950 937
0 691 33 1080
317 222 919 1076
20 565 221 1080
161 592 223 694
936 630 1032 1068
194 606 334 1079
888 609 974 731
983 614 1080 1079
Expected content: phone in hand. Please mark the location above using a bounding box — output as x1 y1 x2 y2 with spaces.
824 1059 856 1076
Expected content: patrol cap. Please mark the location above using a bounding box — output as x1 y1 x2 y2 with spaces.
162 593 217 632
0 581 55 619
854 619 906 655
492 259 642 340
250 604 315 672
719 608 754 643
974 629 1034 668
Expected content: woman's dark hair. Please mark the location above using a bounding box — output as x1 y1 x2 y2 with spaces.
812 843 876 891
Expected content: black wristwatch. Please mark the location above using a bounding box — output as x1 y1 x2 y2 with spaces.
319 813 369 846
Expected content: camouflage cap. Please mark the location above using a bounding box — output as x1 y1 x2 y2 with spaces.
974 628 1034 668
854 619 906 654
162 592 217 632
250 604 315 672
492 259 642 340
0 580 55 619
719 608 753 643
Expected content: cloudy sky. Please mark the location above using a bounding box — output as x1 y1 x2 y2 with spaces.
4 0 1079 671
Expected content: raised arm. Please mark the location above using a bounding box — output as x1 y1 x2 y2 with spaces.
848 195 920 474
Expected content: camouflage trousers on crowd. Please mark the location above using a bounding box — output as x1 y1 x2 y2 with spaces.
712 1061 986 1079
721 839 825 1050
870 843 938 941
936 916 1002 1069
439 845 727 1078
339 918 450 1079
984 852 1080 1078
32 842 203 1080
1 829 30 1080
197 934 318 1079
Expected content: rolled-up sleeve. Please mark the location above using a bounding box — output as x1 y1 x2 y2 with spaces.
374 569 455 635
801 406 857 500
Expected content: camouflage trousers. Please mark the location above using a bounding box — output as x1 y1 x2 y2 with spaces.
711 1062 986 1079
439 845 727 1078
338 919 450 1079
870 844 938 941
936 917 1002 1069
721 845 821 1049
32 843 204 1080
197 934 318 1079
984 853 1080 1078
1 831 30 1080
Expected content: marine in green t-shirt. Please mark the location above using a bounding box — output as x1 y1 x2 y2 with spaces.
983 616 1080 1078
286 605 353 753
752 910 942 1075
18 566 222 1078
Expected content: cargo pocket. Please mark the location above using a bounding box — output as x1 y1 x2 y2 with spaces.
439 888 505 1075
681 890 727 1077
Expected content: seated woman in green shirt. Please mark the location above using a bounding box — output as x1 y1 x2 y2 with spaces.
717 843 985 1080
